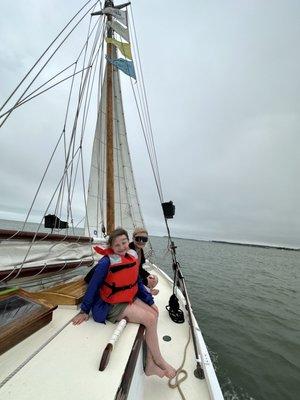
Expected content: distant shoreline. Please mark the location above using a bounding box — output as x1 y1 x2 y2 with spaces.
210 240 299 251
161 236 299 251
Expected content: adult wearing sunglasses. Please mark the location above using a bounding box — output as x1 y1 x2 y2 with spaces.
129 227 159 296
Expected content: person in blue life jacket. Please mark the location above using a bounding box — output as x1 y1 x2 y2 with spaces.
72 227 176 379
129 227 159 296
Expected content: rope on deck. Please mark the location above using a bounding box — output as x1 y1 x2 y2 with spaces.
168 327 191 400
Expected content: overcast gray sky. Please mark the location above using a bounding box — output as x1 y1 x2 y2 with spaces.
0 0 299 248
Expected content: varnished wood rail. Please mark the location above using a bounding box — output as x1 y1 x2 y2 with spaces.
114 324 145 400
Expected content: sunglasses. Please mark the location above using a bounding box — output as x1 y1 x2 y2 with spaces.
134 236 148 243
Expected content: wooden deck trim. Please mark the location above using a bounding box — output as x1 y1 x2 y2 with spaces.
0 228 92 243
0 289 57 355
30 278 87 306
115 324 145 400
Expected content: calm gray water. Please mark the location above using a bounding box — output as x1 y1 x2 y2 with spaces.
150 236 300 400
1 219 299 399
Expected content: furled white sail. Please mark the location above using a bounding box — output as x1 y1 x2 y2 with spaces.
0 239 94 272
85 59 145 238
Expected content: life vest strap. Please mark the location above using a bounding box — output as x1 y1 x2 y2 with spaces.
103 279 139 298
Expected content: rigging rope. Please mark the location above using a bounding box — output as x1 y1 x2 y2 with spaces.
0 8 105 249
57 13 103 232
0 1 99 129
0 14 103 120
129 6 164 202
1 2 166 281
125 6 181 270
21 13 104 239
125 12 206 386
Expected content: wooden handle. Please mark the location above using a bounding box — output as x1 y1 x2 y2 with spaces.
99 343 113 371
99 318 127 371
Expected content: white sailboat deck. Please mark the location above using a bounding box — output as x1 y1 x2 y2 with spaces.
143 266 211 400
0 265 212 400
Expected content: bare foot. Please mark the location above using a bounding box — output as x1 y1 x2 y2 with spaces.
145 359 165 378
156 361 176 379
163 365 177 379
150 288 159 296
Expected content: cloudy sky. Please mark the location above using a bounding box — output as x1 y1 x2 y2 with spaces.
0 0 299 248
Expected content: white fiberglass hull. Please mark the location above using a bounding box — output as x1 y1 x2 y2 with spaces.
0 263 223 400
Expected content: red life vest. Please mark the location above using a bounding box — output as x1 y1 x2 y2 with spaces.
97 246 139 304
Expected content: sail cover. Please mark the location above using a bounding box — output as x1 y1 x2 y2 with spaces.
85 61 145 238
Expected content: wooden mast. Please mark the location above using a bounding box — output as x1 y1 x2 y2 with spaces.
105 0 115 234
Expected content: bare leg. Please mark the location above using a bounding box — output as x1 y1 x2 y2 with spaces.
122 301 164 376
118 299 176 378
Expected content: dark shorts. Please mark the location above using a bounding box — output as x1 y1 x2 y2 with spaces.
107 302 128 323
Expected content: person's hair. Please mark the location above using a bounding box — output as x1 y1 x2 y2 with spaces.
133 227 148 237
108 227 129 247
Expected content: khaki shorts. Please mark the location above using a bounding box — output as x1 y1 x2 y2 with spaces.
107 302 128 323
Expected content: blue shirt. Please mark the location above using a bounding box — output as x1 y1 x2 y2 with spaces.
80 256 154 323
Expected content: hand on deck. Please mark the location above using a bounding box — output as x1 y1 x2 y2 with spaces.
147 274 158 287
72 312 89 325
147 274 159 295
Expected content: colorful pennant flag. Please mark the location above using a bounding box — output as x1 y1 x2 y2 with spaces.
107 20 130 42
106 37 132 60
102 7 127 26
106 57 136 80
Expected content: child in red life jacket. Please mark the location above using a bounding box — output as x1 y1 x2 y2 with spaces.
72 228 176 379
